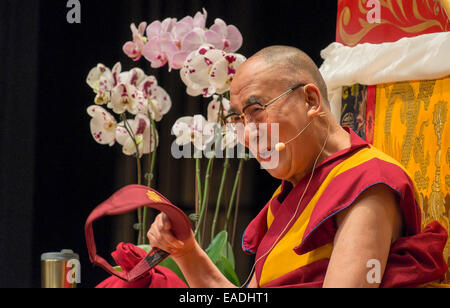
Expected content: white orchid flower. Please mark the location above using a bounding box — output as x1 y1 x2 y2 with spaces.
180 44 246 97
133 75 171 122
180 44 227 97
87 105 117 147
206 95 237 150
148 86 172 122
117 67 147 87
172 115 215 150
209 53 246 94
86 63 122 105
87 64 110 92
109 83 148 115
116 113 158 157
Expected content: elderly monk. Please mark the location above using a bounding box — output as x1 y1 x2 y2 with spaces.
147 46 448 288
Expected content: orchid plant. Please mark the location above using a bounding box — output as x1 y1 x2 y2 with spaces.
123 9 243 71
168 42 249 289
87 9 246 286
86 62 171 245
173 41 248 243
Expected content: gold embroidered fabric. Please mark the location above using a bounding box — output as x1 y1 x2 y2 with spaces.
373 76 450 282
337 0 450 46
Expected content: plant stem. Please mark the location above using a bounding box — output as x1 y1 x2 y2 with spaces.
231 158 245 248
210 157 230 241
142 116 158 245
194 156 214 239
136 156 143 245
121 114 140 158
195 158 203 213
194 158 202 238
147 117 158 187
121 114 145 246
224 159 244 232
200 158 214 246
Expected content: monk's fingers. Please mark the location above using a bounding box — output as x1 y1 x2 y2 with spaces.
147 233 178 254
159 228 184 249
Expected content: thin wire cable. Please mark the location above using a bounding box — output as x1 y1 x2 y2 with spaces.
241 114 330 288
284 120 313 145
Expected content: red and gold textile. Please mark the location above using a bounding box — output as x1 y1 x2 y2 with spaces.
336 0 450 46
242 128 448 287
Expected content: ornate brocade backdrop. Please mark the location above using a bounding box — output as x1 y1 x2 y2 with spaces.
337 0 450 46
374 78 450 241
337 0 450 282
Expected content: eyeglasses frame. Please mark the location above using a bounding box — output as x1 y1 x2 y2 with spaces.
224 83 307 125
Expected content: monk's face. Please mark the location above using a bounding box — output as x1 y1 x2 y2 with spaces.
230 58 315 181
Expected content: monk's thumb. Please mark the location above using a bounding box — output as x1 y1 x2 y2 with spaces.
161 213 172 231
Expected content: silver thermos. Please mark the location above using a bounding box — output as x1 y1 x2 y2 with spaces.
41 249 80 288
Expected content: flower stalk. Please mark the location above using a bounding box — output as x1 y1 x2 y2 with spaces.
224 158 244 232
194 156 215 241
141 116 158 245
120 113 145 245
136 156 144 245
195 157 203 221
210 158 230 241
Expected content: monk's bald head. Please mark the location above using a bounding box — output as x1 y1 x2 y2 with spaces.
246 46 329 106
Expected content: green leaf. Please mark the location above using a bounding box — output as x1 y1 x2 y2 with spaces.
205 231 239 285
216 255 240 286
223 241 235 270
158 257 188 286
206 231 228 263
113 265 123 273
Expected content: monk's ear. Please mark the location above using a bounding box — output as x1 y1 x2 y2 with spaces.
303 84 323 119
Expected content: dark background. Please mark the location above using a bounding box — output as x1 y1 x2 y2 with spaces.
0 0 337 288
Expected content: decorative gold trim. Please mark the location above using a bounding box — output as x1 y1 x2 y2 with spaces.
338 0 448 46
441 0 450 19
147 190 163 203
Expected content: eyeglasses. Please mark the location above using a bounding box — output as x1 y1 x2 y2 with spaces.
224 84 306 125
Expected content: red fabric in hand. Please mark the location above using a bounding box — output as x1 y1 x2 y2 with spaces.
96 243 188 288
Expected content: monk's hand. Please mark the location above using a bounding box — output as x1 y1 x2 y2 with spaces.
147 213 195 260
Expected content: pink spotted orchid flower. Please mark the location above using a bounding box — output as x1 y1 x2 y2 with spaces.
87 105 117 147
220 124 238 150
207 95 238 150
109 82 148 115
116 113 158 157
127 9 243 71
86 62 121 105
141 12 207 70
180 44 246 97
172 115 215 151
86 63 172 122
123 22 148 61
207 18 243 52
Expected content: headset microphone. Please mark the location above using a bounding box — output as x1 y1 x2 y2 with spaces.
275 112 326 152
